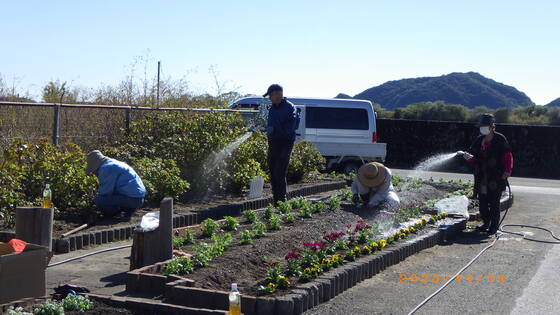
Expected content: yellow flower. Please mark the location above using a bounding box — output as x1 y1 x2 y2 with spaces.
399 233 405 238
322 258 331 265
363 246 370 250
403 228 410 234
304 268 311 273
371 242 379 248
380 239 387 248
267 282 277 289
410 227 416 232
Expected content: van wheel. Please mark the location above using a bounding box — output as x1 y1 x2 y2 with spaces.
342 162 362 175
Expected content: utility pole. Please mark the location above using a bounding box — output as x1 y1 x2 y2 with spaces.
156 61 161 108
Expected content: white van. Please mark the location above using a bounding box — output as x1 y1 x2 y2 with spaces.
229 97 387 174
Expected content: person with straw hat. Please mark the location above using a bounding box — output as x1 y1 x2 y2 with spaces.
86 150 146 218
351 162 400 210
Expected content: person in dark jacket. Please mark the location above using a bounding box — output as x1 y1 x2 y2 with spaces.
86 150 146 218
264 84 297 205
462 114 513 235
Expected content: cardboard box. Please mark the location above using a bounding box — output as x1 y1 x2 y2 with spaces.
0 244 47 304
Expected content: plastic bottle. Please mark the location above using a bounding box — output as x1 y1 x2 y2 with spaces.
228 283 241 315
42 184 52 209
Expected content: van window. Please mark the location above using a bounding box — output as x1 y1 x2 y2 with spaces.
306 107 369 130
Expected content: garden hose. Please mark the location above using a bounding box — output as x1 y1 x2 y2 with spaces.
408 180 560 314
47 244 132 268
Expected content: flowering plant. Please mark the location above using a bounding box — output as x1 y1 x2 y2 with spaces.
323 232 345 243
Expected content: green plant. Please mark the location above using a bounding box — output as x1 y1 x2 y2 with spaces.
32 300 64 315
276 201 292 214
335 239 347 250
339 189 353 202
392 174 404 187
132 157 190 202
242 209 257 223
288 197 308 210
192 233 233 267
0 139 98 225
252 220 266 238
284 212 296 223
62 294 94 312
228 132 269 192
264 205 275 220
183 229 195 244
310 202 327 214
163 256 194 275
172 236 185 250
327 195 341 211
264 263 282 283
276 275 290 289
268 214 281 230
7 306 32 315
287 141 325 183
257 282 277 295
299 203 313 218
222 216 239 231
239 230 254 245
200 218 218 237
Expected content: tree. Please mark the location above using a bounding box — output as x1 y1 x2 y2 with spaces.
494 108 512 123
42 80 77 103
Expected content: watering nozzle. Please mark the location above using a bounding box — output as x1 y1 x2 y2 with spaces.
456 151 465 157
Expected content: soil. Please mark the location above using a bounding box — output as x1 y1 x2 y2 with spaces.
12 177 339 238
65 300 139 314
168 181 467 297
185 209 363 296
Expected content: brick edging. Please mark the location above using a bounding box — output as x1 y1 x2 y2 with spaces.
49 180 345 254
86 293 228 315
126 218 468 315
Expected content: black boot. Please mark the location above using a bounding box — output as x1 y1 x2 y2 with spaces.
475 223 489 232
487 225 499 235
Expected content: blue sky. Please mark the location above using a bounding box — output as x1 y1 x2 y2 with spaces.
1 1 559 104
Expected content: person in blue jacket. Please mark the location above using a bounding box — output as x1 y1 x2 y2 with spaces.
264 84 298 205
86 150 146 218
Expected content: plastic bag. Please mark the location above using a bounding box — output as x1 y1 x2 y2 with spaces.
140 211 160 232
248 176 265 199
435 195 469 218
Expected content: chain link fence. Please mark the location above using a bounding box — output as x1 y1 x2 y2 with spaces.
0 101 257 152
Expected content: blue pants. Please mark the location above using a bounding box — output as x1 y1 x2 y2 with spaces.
94 194 144 217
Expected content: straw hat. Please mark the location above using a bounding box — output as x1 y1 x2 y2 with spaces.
358 162 387 188
86 150 109 175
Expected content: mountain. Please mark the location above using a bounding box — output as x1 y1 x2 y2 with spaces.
546 98 560 107
335 93 352 99
347 72 533 110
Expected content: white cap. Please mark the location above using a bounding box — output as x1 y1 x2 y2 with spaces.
231 283 238 291
45 184 50 189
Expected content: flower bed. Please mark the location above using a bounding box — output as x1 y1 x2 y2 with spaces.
125 180 481 314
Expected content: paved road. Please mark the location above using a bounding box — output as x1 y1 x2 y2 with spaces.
47 239 131 296
306 169 560 315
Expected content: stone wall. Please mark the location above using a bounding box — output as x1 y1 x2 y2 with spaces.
377 119 560 179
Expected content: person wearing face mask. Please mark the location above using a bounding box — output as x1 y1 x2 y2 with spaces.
461 114 513 235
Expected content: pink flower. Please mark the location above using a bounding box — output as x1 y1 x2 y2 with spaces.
285 248 302 260
304 241 327 252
